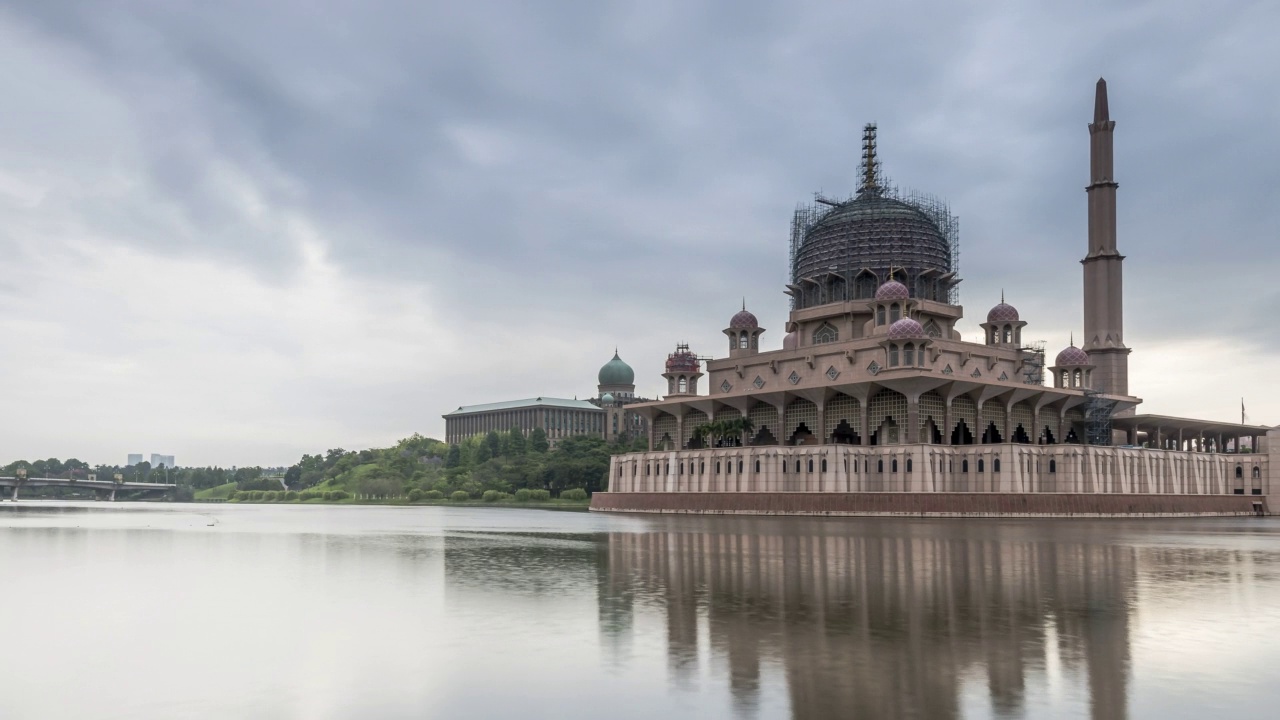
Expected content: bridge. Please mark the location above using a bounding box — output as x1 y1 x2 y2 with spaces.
0 470 175 501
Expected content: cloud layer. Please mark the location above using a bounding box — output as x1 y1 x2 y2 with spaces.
0 1 1276 465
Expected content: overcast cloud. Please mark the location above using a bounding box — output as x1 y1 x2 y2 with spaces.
0 0 1276 466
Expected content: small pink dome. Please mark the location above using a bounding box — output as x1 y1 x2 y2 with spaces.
987 302 1020 323
888 318 925 340
782 331 798 351
729 309 759 329
1055 345 1090 366
875 280 910 301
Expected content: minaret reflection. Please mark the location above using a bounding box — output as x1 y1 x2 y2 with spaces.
602 522 1134 720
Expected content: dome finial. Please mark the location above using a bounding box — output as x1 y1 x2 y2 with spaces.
1070 332 1075 347
742 297 746 311
858 123 882 196
1001 288 1005 303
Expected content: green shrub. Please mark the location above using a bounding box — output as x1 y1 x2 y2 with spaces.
528 489 551 502
408 488 424 502
227 490 240 501
560 488 588 501
251 490 265 501
482 490 501 502
266 491 280 502
450 490 470 502
332 491 349 501
423 490 443 500
322 491 333 501
285 491 299 501
514 489 531 502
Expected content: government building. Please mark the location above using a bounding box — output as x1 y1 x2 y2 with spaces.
442 351 651 446
592 80 1278 517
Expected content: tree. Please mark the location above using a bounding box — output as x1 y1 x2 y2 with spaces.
485 431 502 459
506 428 527 456
284 464 302 488
529 427 549 454
445 445 462 468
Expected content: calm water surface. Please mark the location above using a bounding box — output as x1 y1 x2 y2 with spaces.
2 502 1279 720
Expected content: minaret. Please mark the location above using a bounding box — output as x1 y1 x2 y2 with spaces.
1082 78 1131 398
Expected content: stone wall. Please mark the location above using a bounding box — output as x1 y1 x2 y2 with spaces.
590 491 1265 517
607 443 1269 498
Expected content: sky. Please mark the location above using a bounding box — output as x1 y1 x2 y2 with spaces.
0 0 1277 467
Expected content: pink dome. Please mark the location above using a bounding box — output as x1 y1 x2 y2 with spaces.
1055 345 1090 366
875 280 910 301
782 331 798 351
729 309 759 329
987 302 1020 323
888 318 925 340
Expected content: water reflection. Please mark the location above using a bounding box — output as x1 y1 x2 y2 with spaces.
596 521 1136 720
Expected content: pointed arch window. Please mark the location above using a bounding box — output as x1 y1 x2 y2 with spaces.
889 345 899 367
678 376 688 393
813 323 839 344
924 320 941 338
890 303 901 323
739 333 749 349
877 306 886 326
1072 369 1083 387
904 343 915 366
1002 326 1012 343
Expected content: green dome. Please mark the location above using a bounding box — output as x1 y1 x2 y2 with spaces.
600 393 615 404
598 352 634 386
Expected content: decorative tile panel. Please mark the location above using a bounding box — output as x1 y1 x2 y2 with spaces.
720 379 732 393
826 365 839 381
788 370 801 385
867 361 881 376
753 376 765 389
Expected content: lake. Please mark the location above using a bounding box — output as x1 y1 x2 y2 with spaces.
2 502 1278 719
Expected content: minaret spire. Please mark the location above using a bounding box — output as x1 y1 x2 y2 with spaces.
1082 77 1131 402
1094 78 1110 123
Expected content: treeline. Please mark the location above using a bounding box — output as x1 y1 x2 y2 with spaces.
280 428 644 500
3 427 645 502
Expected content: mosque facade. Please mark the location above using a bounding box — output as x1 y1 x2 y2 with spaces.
591 80 1278 517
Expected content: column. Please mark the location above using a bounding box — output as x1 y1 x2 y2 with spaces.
816 401 827 445
906 396 920 444
944 403 954 446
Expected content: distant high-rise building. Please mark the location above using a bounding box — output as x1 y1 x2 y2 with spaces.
150 453 176 469
127 454 143 467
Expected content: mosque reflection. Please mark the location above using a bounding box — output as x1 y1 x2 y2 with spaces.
596 520 1134 720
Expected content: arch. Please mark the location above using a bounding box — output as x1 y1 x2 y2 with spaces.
738 332 749 349
1040 426 1057 445
962 459 970 473
978 458 985 473
891 458 899 473
1072 369 1083 388
906 458 913 473
1236 466 1244 479
868 389 907 445
784 398 819 446
904 343 915 366
1060 370 1069 387
951 395 978 445
754 459 760 473
678 376 688 393
876 306 886 326
920 391 945 444
748 405 779 446
1254 467 1263 479
807 458 814 473
877 459 884 473
1002 325 1012 343
993 458 1001 473
1049 459 1057 473
890 303 901 323
923 319 942 338
889 345 900 367
813 323 839 344
855 272 878 300
821 458 828 473
825 394 862 444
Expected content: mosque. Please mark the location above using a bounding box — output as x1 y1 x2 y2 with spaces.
591 80 1279 517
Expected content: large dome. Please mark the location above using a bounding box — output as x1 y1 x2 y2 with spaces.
598 352 634 386
793 195 951 304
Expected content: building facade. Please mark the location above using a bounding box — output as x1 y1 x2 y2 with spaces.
593 79 1277 517
442 351 653 447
